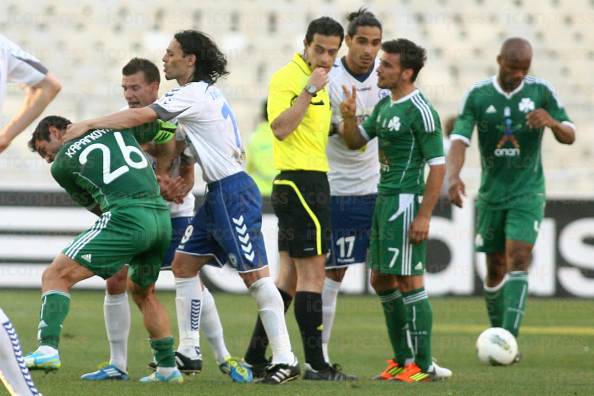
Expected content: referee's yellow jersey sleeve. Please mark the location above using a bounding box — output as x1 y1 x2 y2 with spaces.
267 53 331 172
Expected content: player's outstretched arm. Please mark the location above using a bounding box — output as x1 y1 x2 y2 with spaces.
446 139 468 208
410 163 446 244
64 106 158 141
0 73 61 154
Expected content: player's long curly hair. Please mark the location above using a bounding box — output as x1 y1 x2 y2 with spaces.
175 30 229 85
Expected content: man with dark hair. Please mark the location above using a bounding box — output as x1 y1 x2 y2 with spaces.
447 38 575 359
341 38 452 382
323 8 386 369
242 16 354 382
64 30 298 385
79 57 237 382
24 115 183 384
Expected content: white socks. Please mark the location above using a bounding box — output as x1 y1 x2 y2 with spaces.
104 292 130 371
175 275 202 359
0 308 41 396
249 277 295 365
201 287 231 364
321 277 341 363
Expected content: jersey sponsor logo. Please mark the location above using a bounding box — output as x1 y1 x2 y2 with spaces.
519 98 535 113
494 107 521 157
486 105 497 114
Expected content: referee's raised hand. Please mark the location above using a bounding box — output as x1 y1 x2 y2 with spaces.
308 67 328 92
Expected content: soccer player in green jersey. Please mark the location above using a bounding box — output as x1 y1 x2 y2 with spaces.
447 38 575 355
341 39 452 382
23 116 184 383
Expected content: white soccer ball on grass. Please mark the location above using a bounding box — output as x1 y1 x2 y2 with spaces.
476 327 518 366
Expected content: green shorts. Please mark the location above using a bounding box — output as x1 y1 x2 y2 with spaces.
63 206 172 288
475 195 545 253
369 193 426 276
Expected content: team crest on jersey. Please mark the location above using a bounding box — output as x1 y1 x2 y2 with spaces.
518 98 535 113
380 115 400 132
387 116 401 132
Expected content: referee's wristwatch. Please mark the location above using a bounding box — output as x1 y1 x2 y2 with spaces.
304 83 317 96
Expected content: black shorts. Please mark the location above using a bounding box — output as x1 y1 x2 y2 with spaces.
272 170 330 258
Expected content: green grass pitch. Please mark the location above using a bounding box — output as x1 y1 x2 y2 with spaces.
3 290 594 395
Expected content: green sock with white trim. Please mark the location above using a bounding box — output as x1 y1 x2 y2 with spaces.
378 289 413 366
38 290 71 349
402 287 433 371
502 271 528 337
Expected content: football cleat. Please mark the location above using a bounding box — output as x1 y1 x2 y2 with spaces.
139 369 183 383
148 351 202 375
394 362 452 383
303 363 356 381
219 357 253 383
24 349 61 372
259 360 300 385
243 358 271 380
81 363 129 381
372 358 404 380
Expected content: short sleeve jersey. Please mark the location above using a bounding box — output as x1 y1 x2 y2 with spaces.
327 57 389 196
267 53 332 172
0 34 47 110
452 76 573 205
150 82 244 183
50 122 171 212
360 89 445 195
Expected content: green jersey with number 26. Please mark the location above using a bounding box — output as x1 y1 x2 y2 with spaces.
50 121 174 212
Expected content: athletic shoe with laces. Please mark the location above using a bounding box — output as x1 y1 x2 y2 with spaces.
148 350 202 375
218 357 253 383
303 363 356 381
139 369 184 383
259 360 300 385
394 362 452 383
80 363 128 381
372 358 404 380
24 348 61 371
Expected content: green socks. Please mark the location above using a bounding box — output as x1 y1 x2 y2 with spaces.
484 277 506 327
502 271 529 337
150 336 176 368
38 290 71 349
402 288 433 371
378 289 413 366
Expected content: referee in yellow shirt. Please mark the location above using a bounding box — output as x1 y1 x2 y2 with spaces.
243 16 354 381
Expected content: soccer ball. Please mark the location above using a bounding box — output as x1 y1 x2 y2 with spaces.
476 327 518 366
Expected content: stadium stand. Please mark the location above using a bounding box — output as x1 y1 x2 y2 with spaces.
0 0 592 193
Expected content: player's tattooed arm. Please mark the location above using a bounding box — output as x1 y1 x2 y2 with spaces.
526 109 575 144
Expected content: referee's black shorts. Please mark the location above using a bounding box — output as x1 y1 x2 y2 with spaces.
272 170 330 258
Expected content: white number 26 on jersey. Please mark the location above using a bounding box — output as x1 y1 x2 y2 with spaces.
79 132 148 184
